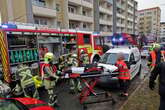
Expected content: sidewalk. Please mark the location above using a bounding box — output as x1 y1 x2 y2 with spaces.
120 78 159 110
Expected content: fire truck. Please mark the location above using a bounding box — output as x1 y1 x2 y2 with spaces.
0 23 103 83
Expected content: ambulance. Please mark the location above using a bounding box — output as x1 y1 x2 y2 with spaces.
98 33 141 84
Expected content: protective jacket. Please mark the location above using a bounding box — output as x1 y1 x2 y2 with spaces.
41 63 57 80
115 60 130 80
148 50 165 68
150 62 165 96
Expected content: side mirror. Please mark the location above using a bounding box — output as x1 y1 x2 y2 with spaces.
125 61 131 69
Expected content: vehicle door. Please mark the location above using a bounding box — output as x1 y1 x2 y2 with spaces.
129 53 137 79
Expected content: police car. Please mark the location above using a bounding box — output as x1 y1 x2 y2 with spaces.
98 46 141 84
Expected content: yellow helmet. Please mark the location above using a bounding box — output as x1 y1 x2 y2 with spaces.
152 43 160 49
44 52 54 62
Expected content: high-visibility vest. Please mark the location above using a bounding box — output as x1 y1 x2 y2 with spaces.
41 63 57 80
116 60 130 80
150 50 165 68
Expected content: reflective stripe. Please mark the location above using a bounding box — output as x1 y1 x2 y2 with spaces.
116 60 130 80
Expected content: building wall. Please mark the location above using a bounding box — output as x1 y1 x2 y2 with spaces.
0 0 138 36
0 0 31 23
138 7 161 37
160 22 165 38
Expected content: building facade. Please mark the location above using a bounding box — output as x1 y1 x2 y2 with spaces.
138 7 161 37
160 22 165 40
0 0 138 36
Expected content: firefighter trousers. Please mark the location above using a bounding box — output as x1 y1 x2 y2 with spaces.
119 79 130 94
69 78 82 92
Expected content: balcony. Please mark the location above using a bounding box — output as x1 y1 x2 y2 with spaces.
100 19 112 25
127 17 133 22
99 7 113 15
32 5 56 18
68 13 93 22
117 13 125 19
68 0 81 5
128 1 134 7
117 23 125 27
82 0 93 8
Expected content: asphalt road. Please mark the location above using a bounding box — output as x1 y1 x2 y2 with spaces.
40 59 149 110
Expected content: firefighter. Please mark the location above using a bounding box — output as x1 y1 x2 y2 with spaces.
79 49 89 66
0 71 11 98
68 54 82 93
16 64 39 99
41 52 60 107
148 43 165 72
115 53 130 97
149 62 165 110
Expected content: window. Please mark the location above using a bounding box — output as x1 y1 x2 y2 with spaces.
83 23 87 28
129 53 135 62
56 4 60 12
83 34 90 44
34 19 39 24
95 37 101 46
83 10 87 16
34 18 48 25
40 19 47 25
33 0 46 7
57 21 61 27
68 5 76 13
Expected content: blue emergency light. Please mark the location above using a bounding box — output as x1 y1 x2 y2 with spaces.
111 34 124 45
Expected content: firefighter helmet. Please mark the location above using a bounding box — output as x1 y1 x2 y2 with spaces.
80 49 85 54
44 52 54 62
152 43 160 49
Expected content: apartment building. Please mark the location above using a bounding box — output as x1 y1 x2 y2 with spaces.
0 0 138 35
99 0 113 36
160 22 165 39
114 0 138 34
138 7 161 37
0 0 57 28
67 0 94 31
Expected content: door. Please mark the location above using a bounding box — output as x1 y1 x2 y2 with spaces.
129 53 137 79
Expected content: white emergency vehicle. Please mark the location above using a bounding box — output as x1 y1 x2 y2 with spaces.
98 46 141 83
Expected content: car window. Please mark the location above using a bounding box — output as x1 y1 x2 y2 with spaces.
129 53 135 62
100 53 129 64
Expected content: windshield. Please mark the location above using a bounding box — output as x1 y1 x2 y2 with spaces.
100 53 129 65
0 99 28 110
143 47 149 50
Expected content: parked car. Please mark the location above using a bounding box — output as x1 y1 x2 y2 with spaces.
0 97 55 110
98 46 141 85
160 42 165 50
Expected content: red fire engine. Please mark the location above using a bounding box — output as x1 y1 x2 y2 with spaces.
0 24 103 83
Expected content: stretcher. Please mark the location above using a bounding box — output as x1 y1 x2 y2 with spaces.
63 65 116 107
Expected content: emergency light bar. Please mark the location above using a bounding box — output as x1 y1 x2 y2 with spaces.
111 33 124 45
